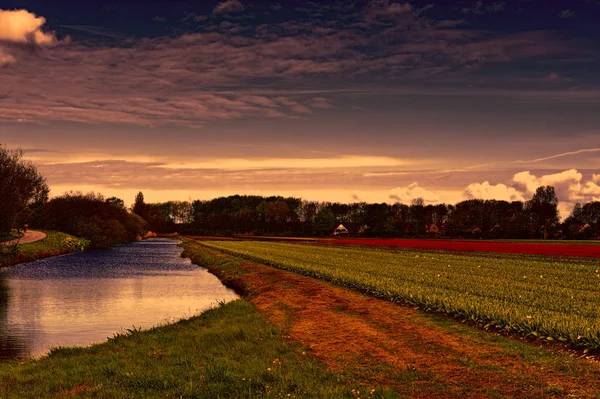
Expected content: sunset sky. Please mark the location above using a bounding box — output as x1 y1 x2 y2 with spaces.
1 0 599 217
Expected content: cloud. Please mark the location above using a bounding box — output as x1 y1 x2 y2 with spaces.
464 181 524 202
156 155 409 170
544 72 572 82
34 156 411 193
558 9 575 18
461 1 505 15
510 169 600 218
307 97 334 109
464 169 600 219
0 9 57 46
581 181 600 197
389 182 440 204
0 3 594 127
213 0 245 15
0 48 15 66
363 0 414 25
434 20 465 28
512 169 582 199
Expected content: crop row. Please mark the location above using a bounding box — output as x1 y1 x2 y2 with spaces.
200 240 600 352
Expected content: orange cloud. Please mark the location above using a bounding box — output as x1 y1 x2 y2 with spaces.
389 182 440 204
464 181 524 202
0 9 57 46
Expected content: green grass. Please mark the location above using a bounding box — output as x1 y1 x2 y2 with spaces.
0 300 392 398
1 230 89 267
200 240 600 352
18 230 88 254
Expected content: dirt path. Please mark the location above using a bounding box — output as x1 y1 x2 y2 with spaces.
202 248 600 398
3 230 46 245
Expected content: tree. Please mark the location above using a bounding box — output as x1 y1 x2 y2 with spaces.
0 146 48 238
106 197 125 209
43 192 149 248
525 186 559 239
313 208 336 236
133 192 145 216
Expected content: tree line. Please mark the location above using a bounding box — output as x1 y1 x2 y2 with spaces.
182 187 599 240
1 146 599 249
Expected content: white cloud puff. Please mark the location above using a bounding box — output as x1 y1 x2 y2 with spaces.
464 181 524 202
0 9 57 46
512 169 582 201
389 182 440 204
466 169 599 219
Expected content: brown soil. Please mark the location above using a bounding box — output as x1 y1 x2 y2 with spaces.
192 244 600 398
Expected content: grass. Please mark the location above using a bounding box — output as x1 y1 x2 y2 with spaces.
0 300 389 398
200 240 600 352
182 239 600 398
1 230 89 267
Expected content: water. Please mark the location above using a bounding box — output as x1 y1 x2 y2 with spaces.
0 238 238 359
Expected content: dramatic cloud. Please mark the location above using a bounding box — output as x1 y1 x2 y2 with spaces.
0 2 593 127
464 169 600 218
213 0 245 14
389 182 440 204
0 9 57 45
464 181 524 202
513 169 583 200
510 169 600 218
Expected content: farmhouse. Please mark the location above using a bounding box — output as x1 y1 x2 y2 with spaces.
333 224 350 237
427 224 440 234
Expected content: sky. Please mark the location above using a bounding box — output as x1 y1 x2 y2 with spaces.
0 0 599 218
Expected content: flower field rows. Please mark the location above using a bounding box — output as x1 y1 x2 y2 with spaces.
318 238 600 258
200 240 600 352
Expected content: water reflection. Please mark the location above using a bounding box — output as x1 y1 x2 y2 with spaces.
0 238 237 360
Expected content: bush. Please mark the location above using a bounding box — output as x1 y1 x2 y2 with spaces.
42 192 150 249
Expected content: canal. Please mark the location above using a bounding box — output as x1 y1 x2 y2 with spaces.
0 238 238 359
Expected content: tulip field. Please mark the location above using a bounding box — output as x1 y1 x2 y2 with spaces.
200 240 600 352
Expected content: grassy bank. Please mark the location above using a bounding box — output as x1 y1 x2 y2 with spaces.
0 230 88 267
182 239 600 398
0 299 376 398
200 240 600 352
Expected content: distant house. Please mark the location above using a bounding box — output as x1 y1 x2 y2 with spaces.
334 224 350 237
427 224 440 234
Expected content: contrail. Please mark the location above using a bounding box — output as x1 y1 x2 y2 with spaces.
516 148 600 164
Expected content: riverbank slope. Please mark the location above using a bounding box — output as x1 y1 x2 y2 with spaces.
180 239 600 398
